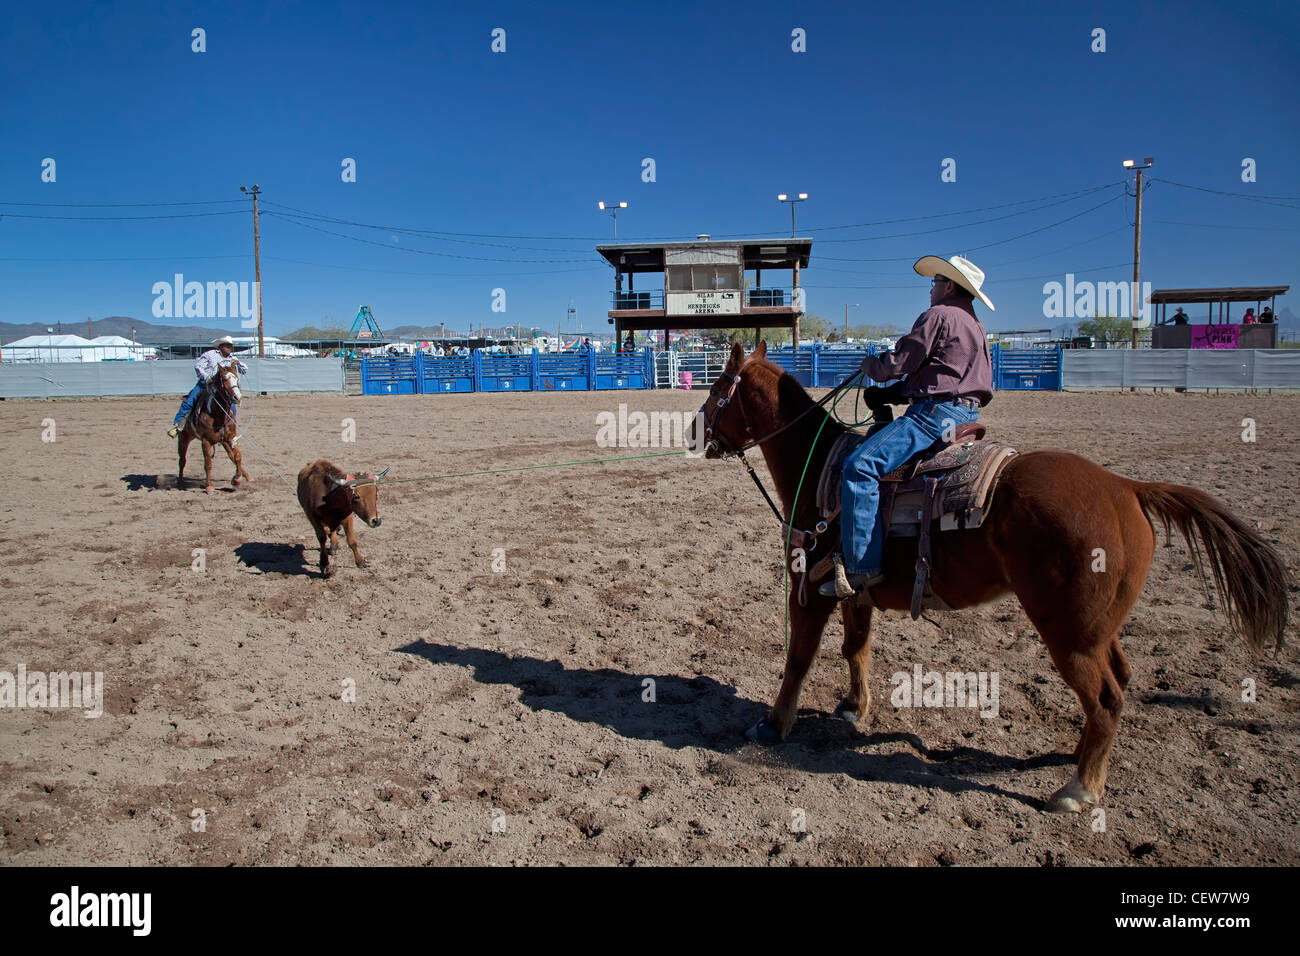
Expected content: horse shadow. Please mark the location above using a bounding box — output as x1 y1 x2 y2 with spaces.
399 641 1052 808
122 474 164 491
235 542 316 577
121 473 238 493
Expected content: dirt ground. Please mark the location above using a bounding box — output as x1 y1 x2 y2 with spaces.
1 385 1297 866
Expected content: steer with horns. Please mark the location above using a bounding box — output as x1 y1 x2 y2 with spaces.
296 460 389 577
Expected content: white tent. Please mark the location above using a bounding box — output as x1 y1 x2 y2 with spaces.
2 333 98 362
234 342 316 358
89 335 157 361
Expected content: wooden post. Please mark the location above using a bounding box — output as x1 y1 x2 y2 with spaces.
792 258 801 350
1131 168 1143 349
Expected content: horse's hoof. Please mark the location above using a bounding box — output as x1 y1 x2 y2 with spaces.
834 699 862 724
231 477 241 486
1046 778 1099 813
745 717 782 745
204 485 215 494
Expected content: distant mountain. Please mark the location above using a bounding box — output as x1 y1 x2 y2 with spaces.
0 316 241 345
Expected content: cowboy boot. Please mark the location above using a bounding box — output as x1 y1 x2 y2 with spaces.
818 553 883 598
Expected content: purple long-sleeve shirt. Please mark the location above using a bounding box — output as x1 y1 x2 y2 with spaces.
862 295 993 405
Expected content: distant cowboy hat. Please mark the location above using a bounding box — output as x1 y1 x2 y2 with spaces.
212 335 235 347
913 255 995 311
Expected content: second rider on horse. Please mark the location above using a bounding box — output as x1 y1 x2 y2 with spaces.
168 335 249 438
822 254 996 598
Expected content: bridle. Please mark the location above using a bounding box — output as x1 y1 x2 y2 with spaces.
700 360 862 460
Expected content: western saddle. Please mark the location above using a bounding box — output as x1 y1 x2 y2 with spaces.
809 406 1017 619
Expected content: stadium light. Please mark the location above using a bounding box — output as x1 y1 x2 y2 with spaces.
597 201 628 241
778 192 809 237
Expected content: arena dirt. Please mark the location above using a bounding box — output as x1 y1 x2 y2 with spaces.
0 388 1296 866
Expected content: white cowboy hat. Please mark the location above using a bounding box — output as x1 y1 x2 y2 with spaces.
212 335 235 347
913 255 995 311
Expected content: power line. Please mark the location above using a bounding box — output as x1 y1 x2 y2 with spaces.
1151 178 1300 209
258 181 1124 245
802 260 1134 290
262 211 607 264
0 199 246 208
0 210 247 221
817 195 1124 262
264 254 607 277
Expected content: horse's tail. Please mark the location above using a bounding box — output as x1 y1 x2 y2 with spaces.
1133 481 1289 656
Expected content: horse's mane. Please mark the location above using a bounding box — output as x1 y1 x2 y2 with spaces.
747 357 845 441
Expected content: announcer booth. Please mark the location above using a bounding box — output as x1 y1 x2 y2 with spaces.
1150 286 1288 349
597 236 812 351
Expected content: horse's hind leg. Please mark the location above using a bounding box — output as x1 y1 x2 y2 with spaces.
835 600 874 724
177 434 192 488
748 591 837 743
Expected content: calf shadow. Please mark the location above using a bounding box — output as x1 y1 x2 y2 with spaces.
235 541 316 577
122 473 163 491
400 641 1046 808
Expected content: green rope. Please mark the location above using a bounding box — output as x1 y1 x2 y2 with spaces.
780 370 874 652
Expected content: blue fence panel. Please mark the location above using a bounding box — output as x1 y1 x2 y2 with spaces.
765 346 815 387
418 355 475 393
595 349 652 389
995 346 1062 390
361 356 418 395
537 351 591 391
477 351 534 392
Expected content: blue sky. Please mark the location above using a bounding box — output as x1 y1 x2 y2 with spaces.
1 0 1296 337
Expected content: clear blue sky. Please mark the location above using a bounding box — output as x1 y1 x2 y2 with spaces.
2 0 1297 337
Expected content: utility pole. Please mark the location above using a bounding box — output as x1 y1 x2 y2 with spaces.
1123 158 1153 349
240 185 264 357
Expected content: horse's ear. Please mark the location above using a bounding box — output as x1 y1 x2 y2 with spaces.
753 340 767 360
728 340 744 369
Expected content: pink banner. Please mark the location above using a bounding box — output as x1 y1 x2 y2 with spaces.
1190 324 1240 349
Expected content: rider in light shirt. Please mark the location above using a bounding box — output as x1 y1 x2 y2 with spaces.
167 336 249 437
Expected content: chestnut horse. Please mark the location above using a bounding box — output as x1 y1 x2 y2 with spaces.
695 342 1288 812
177 364 251 494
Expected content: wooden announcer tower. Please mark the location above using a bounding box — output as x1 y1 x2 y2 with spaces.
597 236 812 349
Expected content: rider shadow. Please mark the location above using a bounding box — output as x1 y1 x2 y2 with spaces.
400 641 1046 808
235 542 316 577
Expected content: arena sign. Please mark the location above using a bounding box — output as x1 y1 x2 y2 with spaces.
666 291 740 316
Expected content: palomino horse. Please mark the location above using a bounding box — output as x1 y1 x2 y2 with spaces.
695 342 1288 812
177 364 251 494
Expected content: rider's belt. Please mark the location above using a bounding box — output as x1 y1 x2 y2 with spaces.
908 394 981 410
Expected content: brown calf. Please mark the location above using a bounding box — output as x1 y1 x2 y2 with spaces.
296 460 388 577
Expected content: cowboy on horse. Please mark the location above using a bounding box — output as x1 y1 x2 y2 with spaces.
167 335 249 438
822 255 995 598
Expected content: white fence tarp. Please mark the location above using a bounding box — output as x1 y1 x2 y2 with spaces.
0 358 344 399
1062 349 1300 389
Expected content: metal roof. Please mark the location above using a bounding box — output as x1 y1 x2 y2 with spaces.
1149 286 1288 304
596 238 812 273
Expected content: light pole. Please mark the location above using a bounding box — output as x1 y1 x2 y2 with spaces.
1122 158 1153 348
845 303 859 341
778 192 808 238
47 326 54 364
597 201 627 242
239 185 264 357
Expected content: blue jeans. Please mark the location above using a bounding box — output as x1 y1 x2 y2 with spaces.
841 399 979 575
174 381 235 426
174 382 203 426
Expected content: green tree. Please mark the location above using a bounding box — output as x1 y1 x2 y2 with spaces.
1077 315 1130 344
